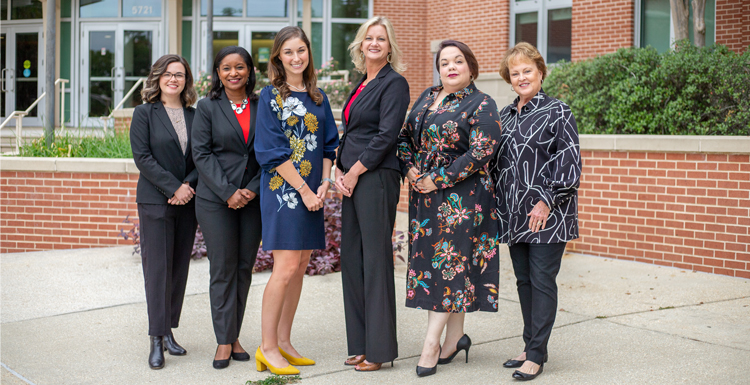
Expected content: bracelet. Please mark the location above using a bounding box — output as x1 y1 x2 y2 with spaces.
295 181 306 191
322 178 335 184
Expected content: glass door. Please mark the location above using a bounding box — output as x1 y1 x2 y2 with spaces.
80 23 160 126
199 22 288 78
1 25 44 127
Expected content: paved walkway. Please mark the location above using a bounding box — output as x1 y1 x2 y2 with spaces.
1 246 749 384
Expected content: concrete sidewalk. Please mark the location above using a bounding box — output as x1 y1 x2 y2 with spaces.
1 246 749 385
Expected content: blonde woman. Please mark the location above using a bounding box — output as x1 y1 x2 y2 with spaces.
334 16 410 372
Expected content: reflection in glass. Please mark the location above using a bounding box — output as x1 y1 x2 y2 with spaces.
247 0 287 17
251 31 278 77
330 23 360 75
123 31 152 77
11 0 43 19
123 0 162 17
296 22 323 69
61 0 72 18
1 34 5 117
212 31 239 62
201 0 241 16
515 12 538 47
123 80 145 107
1 1 7 20
89 31 115 77
332 0 368 19
641 0 670 53
89 81 113 117
183 0 192 16
16 33 39 116
547 8 571 63
182 21 192 66
297 0 322 18
80 0 118 18
687 0 715 46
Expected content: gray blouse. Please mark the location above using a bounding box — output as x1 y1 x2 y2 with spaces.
165 106 188 154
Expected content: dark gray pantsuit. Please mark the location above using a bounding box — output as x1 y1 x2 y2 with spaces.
508 242 567 365
138 203 197 336
195 197 262 345
340 168 401 363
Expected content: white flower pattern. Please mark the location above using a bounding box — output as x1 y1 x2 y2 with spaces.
282 192 299 209
304 134 317 151
281 96 307 120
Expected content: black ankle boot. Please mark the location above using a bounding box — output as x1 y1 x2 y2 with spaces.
164 332 187 355
149 336 165 369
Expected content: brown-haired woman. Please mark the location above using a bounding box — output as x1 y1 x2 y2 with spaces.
192 46 263 370
253 26 339 376
130 54 198 369
397 40 502 377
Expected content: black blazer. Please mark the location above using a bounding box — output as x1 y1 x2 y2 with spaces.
336 63 410 173
191 89 262 204
130 101 197 204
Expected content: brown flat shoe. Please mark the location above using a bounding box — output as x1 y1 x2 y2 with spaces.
354 361 382 371
344 355 366 366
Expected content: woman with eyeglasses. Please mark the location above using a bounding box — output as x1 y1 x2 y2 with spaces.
130 54 199 370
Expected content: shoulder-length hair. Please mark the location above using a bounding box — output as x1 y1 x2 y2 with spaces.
268 26 323 105
498 42 548 84
141 54 198 107
208 46 258 101
435 40 479 81
348 16 406 74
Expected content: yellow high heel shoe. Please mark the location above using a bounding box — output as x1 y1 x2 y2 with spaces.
255 347 300 375
279 347 316 366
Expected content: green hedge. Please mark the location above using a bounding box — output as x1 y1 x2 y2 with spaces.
17 130 132 158
545 42 750 135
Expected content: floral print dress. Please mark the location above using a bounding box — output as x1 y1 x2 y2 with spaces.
255 86 339 250
397 83 502 313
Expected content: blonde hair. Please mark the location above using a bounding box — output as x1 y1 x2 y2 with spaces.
348 16 406 74
498 42 548 84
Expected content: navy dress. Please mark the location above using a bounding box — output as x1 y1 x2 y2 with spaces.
255 86 339 250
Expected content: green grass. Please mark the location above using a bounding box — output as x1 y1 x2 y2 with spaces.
246 375 301 385
15 130 132 158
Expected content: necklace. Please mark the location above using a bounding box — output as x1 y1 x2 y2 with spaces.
286 82 306 92
230 97 248 114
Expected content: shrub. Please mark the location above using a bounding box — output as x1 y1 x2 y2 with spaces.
544 42 750 135
17 130 132 158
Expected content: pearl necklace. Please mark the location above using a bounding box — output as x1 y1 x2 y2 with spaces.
230 98 248 114
286 82 306 92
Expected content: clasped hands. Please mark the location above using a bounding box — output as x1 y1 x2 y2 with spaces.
226 189 256 210
406 167 437 194
168 183 195 205
334 168 360 197
298 181 329 212
527 200 550 233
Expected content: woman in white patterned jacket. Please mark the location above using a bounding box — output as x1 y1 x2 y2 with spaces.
490 42 581 382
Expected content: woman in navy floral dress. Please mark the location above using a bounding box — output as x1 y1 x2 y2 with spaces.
397 41 501 377
254 27 339 375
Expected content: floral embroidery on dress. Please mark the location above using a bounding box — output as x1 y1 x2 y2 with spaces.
410 218 433 242
441 277 476 312
470 232 499 274
299 160 312 177
407 269 431 300
436 193 472 234
304 112 318 133
431 239 467 281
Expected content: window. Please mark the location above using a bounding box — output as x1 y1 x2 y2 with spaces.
510 0 572 64
637 0 715 53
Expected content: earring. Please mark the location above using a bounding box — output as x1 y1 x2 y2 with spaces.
361 51 365 60
470 76 474 82
510 86 514 92
220 81 224 88
387 53 392 63
247 78 250 84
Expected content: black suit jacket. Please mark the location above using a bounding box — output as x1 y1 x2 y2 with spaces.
130 101 197 204
191 90 262 204
336 63 410 173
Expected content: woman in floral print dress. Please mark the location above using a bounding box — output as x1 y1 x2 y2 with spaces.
397 40 501 377
254 27 339 375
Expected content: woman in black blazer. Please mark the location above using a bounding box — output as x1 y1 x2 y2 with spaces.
130 54 199 370
334 16 410 372
191 46 263 370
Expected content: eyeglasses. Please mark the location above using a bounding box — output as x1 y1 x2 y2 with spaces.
161 72 186 81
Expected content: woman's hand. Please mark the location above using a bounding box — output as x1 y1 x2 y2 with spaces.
334 168 350 196
227 189 250 210
415 175 438 194
527 200 550 232
300 187 324 211
168 183 195 205
342 172 360 196
239 188 257 202
317 180 331 200
406 167 420 191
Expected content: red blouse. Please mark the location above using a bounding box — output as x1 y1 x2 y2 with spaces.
234 105 251 143
344 82 367 124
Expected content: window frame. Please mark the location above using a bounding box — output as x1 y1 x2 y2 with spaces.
634 0 717 50
509 0 572 62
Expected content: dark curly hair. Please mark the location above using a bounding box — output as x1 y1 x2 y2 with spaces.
208 46 258 101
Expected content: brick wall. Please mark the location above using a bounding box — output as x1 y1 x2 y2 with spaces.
572 0 635 61
571 150 750 279
0 170 138 253
715 0 749 53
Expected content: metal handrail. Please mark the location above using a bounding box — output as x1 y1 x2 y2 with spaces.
0 78 70 153
100 77 146 131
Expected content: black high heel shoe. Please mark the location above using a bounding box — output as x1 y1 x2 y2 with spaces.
437 334 471 365
503 353 548 368
149 336 165 370
213 346 231 369
513 362 543 381
163 332 186 356
416 347 440 377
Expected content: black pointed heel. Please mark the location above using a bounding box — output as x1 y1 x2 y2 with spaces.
149 336 165 369
437 334 472 365
416 347 440 377
512 362 543 381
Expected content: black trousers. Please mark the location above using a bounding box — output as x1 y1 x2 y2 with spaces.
508 242 567 365
195 197 262 345
138 203 197 337
340 168 401 363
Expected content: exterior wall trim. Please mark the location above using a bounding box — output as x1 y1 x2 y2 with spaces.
580 135 750 154
0 157 139 173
